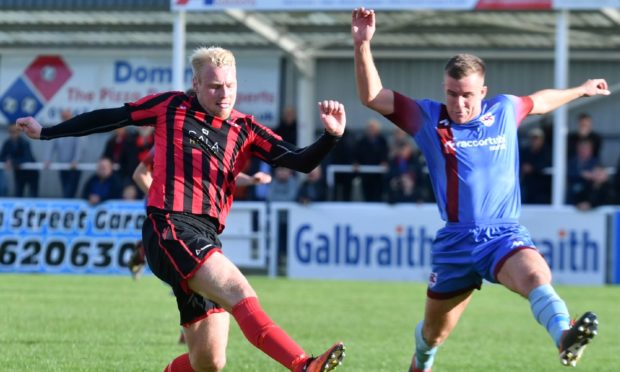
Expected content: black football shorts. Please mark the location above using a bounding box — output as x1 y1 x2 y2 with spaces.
142 208 225 325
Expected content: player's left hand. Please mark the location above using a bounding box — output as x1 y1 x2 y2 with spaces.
15 116 42 139
580 79 610 97
252 171 272 185
318 100 346 137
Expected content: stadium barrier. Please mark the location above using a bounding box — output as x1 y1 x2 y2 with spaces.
0 161 114 171
0 198 617 285
0 199 268 275
613 210 620 284
275 202 611 286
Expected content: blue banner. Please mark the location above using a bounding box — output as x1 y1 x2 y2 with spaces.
614 211 620 284
0 199 145 275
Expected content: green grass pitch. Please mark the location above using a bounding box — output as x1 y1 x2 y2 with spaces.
1 274 619 371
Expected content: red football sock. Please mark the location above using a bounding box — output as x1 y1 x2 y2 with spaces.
164 353 194 372
232 297 308 371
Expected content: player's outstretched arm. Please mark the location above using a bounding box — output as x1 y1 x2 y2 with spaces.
352 7 395 115
15 117 42 139
17 107 131 140
529 78 610 115
318 100 346 136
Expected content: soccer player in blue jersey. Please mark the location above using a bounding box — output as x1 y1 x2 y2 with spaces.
352 8 609 370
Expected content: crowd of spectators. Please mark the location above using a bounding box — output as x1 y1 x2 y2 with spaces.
236 114 434 205
519 112 618 209
0 108 618 208
0 111 152 205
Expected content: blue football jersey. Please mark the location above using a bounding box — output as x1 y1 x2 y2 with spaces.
386 92 533 224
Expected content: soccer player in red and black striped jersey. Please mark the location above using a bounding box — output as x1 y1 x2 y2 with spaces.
17 46 346 372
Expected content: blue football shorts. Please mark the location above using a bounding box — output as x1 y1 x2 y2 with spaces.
426 220 538 299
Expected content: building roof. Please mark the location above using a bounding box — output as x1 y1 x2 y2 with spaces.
1 1 620 59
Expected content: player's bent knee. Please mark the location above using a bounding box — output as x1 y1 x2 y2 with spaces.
526 269 551 286
518 270 552 295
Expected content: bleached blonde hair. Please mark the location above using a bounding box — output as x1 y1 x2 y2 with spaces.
190 46 235 81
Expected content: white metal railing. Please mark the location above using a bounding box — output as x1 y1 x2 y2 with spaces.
542 166 616 175
0 162 118 171
325 164 388 189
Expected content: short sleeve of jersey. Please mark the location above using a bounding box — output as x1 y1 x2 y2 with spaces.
506 95 533 125
383 91 425 136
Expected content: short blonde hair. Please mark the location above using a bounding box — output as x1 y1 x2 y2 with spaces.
190 46 235 80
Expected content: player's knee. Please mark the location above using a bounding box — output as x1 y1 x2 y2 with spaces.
190 351 226 372
520 270 551 294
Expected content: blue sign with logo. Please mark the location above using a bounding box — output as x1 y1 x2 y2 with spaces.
614 211 620 284
0 78 44 123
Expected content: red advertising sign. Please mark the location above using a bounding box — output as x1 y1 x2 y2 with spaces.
475 0 552 10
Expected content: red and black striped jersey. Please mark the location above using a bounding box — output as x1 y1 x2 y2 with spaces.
41 90 340 232
127 91 286 227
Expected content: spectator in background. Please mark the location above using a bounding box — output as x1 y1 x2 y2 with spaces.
615 155 620 204
520 127 551 204
0 127 8 196
0 167 7 196
122 183 139 201
388 127 412 158
44 109 86 198
81 157 122 205
134 126 154 164
297 166 327 204
354 118 389 201
566 138 600 205
387 140 427 203
268 167 299 202
572 165 615 210
327 130 356 201
102 127 137 186
567 113 602 159
274 105 298 145
0 124 38 197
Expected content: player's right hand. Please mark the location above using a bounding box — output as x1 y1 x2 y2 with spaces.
15 116 42 139
352 8 376 44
